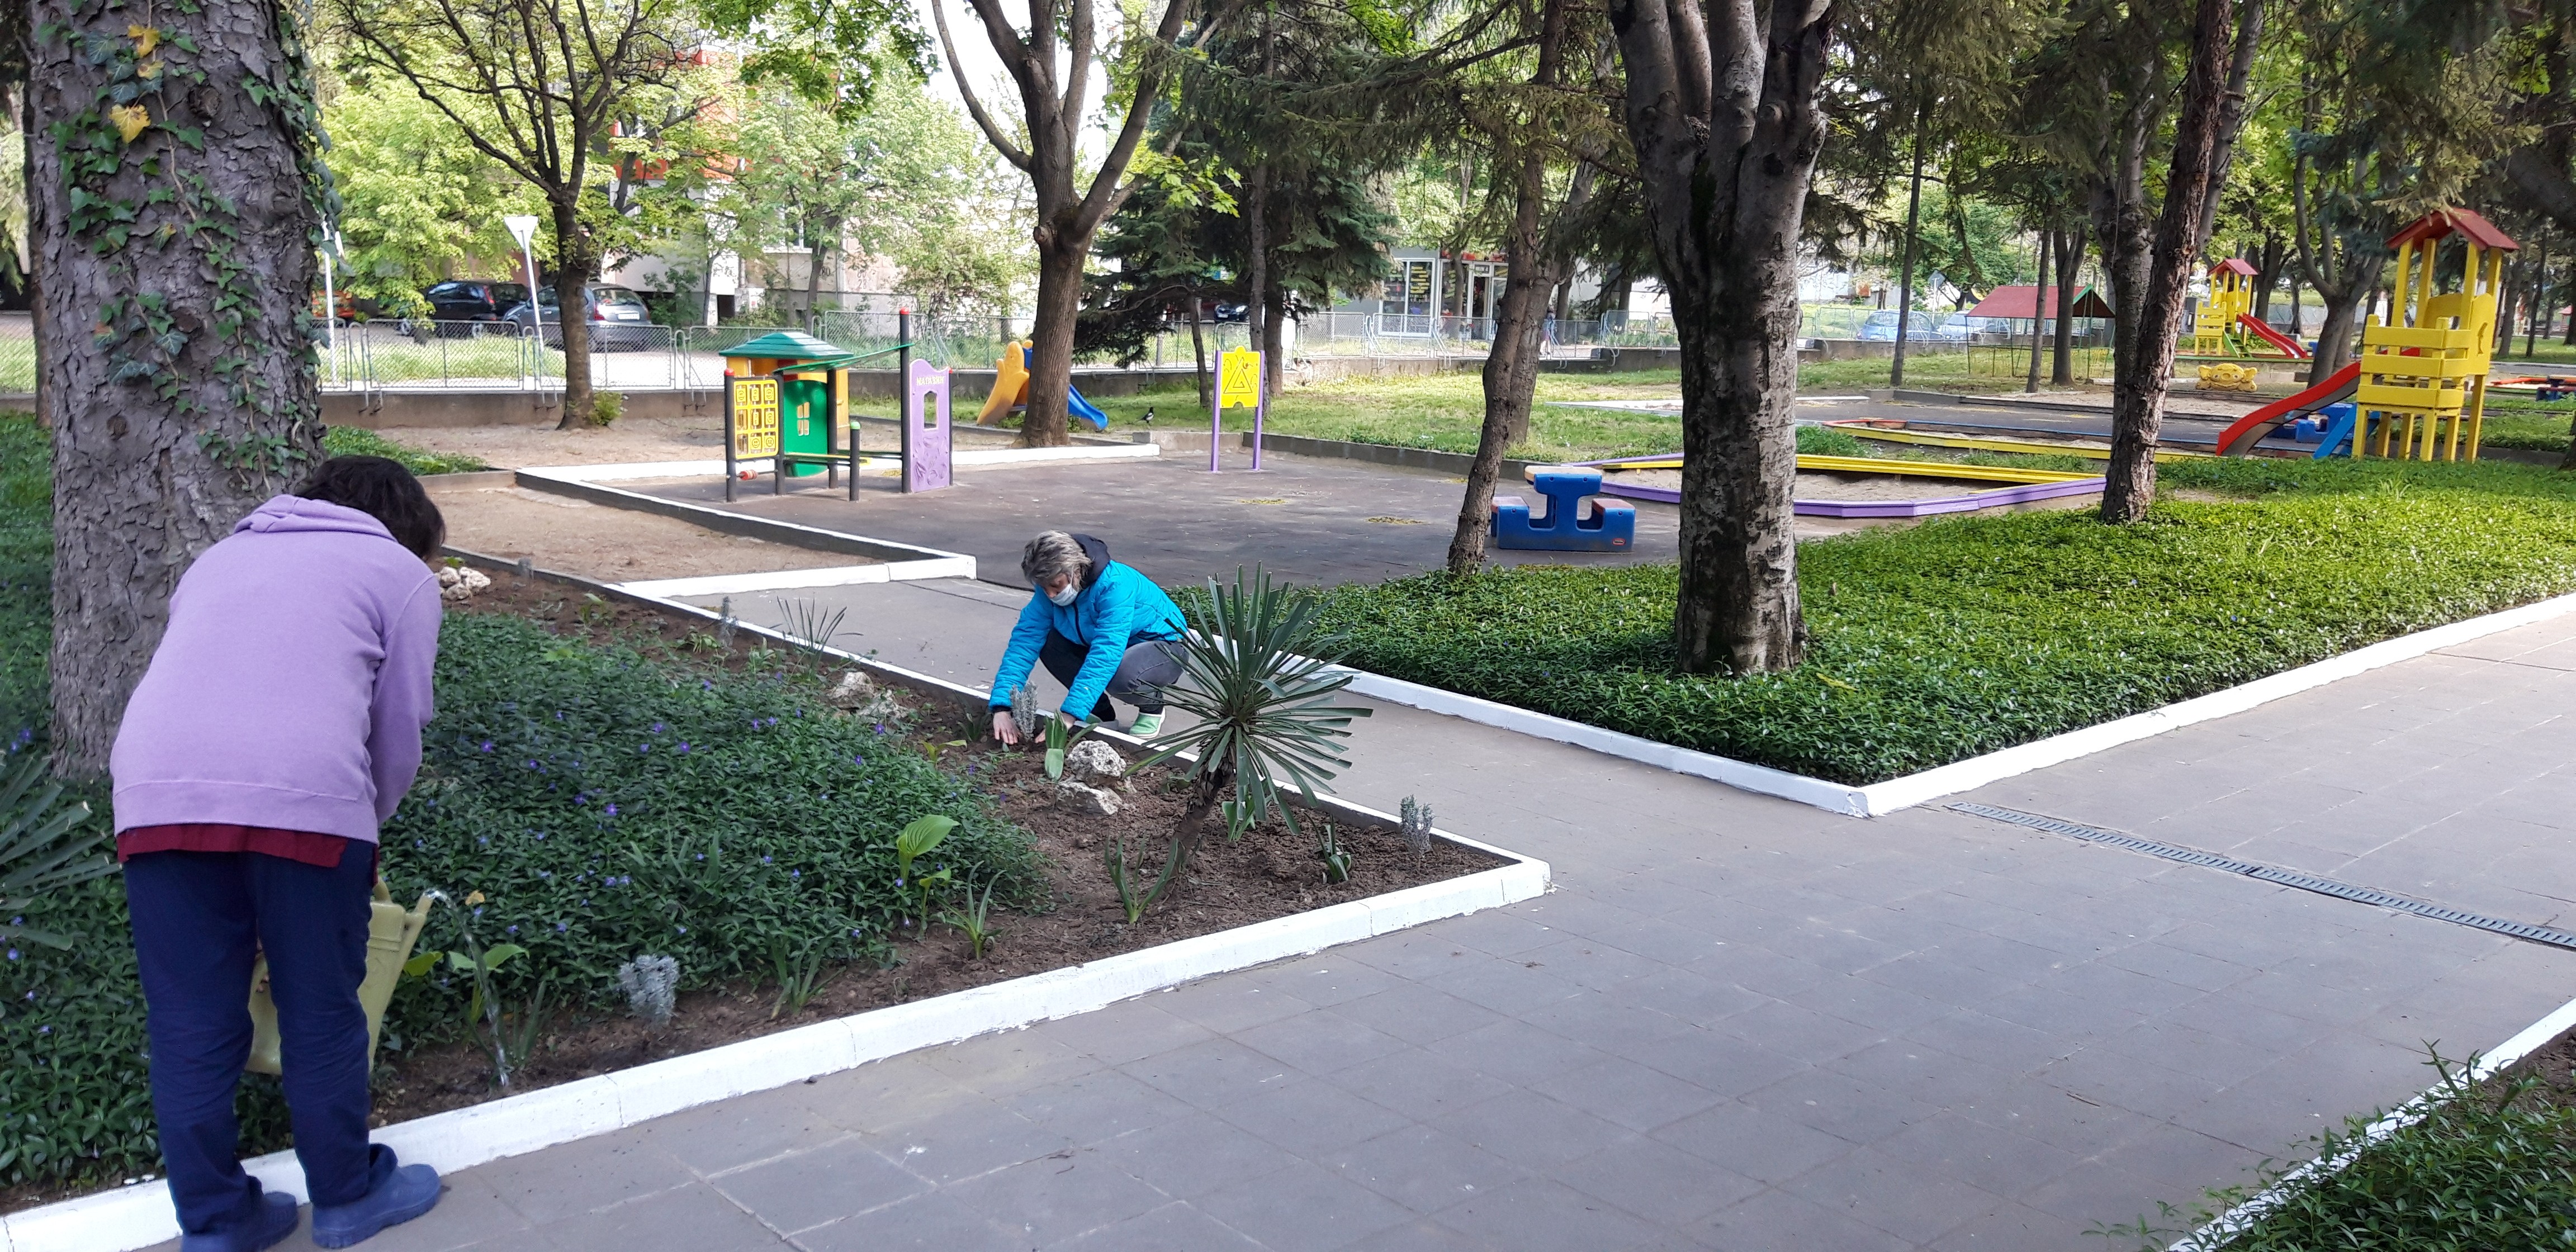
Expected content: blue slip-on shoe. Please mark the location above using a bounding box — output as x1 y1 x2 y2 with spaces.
178 1190 299 1252
310 1163 442 1249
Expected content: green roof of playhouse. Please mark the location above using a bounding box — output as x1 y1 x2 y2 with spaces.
718 330 850 362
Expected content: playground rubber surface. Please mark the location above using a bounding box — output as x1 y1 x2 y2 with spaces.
618 450 1688 588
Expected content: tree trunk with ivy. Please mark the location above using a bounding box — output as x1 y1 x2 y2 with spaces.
30 0 327 776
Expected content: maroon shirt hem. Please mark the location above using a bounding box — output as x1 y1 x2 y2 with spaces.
117 823 361 870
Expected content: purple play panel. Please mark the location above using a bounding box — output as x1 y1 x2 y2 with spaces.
904 359 953 493
1586 472 2108 517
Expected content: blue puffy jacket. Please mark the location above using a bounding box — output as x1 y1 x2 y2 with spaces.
991 534 1186 719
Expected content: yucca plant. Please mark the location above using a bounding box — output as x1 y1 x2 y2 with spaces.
1128 567 1371 912
0 753 114 949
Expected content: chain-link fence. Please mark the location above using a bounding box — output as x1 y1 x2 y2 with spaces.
0 315 31 393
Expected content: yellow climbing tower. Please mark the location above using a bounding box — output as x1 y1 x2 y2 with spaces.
2193 258 2257 355
2354 208 2516 462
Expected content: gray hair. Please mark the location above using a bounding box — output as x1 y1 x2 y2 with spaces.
1021 530 1088 587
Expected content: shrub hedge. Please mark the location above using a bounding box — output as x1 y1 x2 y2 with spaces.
1313 456 2576 783
0 416 1035 1192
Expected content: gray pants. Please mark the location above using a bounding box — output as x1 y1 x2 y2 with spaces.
1041 632 1181 719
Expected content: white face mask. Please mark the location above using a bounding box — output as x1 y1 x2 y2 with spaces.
1046 580 1079 607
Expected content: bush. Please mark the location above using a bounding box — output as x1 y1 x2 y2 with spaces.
322 426 490 476
1312 457 2576 783
590 391 623 428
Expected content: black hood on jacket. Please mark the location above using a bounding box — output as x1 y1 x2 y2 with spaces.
1069 533 1111 590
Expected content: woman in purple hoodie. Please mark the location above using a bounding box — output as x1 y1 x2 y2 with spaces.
111 456 447 1251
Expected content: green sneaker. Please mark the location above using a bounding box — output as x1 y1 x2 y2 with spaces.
1128 712 1164 737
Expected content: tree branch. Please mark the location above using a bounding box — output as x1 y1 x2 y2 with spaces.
931 0 1034 169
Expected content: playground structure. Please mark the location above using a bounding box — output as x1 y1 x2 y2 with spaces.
721 320 953 500
1573 453 2105 520
2190 259 2310 391
2212 208 2516 461
974 340 1110 431
1493 466 1636 551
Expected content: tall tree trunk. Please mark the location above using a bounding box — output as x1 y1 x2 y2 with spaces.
2288 272 2303 338
803 234 827 333
1609 0 1831 675
2251 234 2284 323
2053 223 2082 385
1259 278 1285 394
2527 242 2549 357
2025 225 2049 392
551 197 596 430
1242 164 1270 393
1890 101 1929 387
2497 254 2520 353
32 0 325 775
2102 0 2236 524
1187 294 1209 407
1452 153 1591 572
1022 239 1085 447
2190 0 2267 252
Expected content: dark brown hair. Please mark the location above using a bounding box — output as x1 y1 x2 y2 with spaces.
293 456 447 559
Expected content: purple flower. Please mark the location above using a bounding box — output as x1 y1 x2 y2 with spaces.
604 803 619 817
556 922 568 932
677 743 690 753
6 949 17 961
639 744 651 753
480 741 494 752
652 722 665 733
37 1025 48 1035
675 925 688 934
506 926 519 935
761 855 772 864
790 870 801 880
853 755 865 766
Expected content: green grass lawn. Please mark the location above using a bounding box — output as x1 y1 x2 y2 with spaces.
1079 371 1697 461
1306 454 2576 784
323 426 491 475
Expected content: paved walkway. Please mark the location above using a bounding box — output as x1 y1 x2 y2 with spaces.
204 575 2576 1252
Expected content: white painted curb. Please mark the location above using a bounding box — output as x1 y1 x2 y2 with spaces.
520 442 1156 486
952 443 1159 466
2170 989 2576 1250
1328 587 2576 818
614 558 976 599
0 843 1546 1252
510 468 976 578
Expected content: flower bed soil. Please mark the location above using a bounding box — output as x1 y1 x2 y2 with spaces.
352 572 1502 1129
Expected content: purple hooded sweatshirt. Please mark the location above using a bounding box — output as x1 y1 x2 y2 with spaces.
110 496 442 843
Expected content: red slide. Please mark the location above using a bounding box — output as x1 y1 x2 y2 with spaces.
2215 361 2361 456
2236 314 2312 359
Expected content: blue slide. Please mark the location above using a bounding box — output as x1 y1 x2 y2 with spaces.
1019 346 1110 431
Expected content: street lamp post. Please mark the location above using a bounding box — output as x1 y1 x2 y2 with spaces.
503 214 542 387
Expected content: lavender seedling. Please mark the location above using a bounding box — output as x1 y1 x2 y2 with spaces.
1399 795 1433 855
615 954 679 1030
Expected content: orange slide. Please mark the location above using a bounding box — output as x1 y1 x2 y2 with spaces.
2235 314 2310 359
2214 362 2360 456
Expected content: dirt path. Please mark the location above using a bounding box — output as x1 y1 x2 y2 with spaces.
429 483 868 582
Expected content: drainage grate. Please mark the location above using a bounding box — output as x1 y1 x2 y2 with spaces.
1949 802 2576 952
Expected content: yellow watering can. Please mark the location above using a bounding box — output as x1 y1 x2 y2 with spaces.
245 880 436 1075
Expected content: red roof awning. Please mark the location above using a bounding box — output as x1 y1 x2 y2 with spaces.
2210 257 2258 277
1965 284 2118 320
2387 208 2520 252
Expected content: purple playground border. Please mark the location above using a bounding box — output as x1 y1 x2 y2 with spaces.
1573 461 2109 518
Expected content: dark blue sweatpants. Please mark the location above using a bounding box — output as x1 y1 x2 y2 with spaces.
124 846 391 1237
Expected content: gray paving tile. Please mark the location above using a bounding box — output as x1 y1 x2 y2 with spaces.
1194 1160 1420 1252
705 1135 925 1234
1119 1036 1300 1110
1607 1024 1813 1097
1152 978 1318 1033
1338 1218 1500 1252
1325 984 1509 1045
1211 1076 1416 1156
1740 1066 1940 1148
1429 1177 1665 1252
1526 1055 1727 1133
1035 1000 1217 1065
940 1147 1169 1246
532 1181 778 1252
1240 954 1413 1006
334 1172 531 1252
1778 1145 2008 1245
1923 1199 2099 1251
1234 1006 1412 1075
793 1190 1039 1251
998 1067 1200 1146
1085 1112 1305 1199
1435 1017 1617 1086
1872 1111 2081 1203
911 1030 1104 1098
856 1098 1073 1185
1713 998 1883 1063
1330 1044 1520 1121
1322 1124 1527 1215
1041 1201 1265 1251
1550 1135 1764 1226
1694 1186 1912 1252
1423 956 1589 1017
637 1085 842 1177
1429 1092 1635 1170
1649 1101 1855 1185
484 1135 694 1226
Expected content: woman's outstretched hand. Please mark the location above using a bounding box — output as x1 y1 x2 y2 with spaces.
991 709 1020 745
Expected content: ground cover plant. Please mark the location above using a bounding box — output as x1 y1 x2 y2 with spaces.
2112 1041 2576 1250
323 425 491 475
1306 454 2576 783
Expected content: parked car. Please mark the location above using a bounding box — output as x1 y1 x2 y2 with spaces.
1855 310 1941 342
503 284 653 350
410 280 529 338
1930 314 2017 342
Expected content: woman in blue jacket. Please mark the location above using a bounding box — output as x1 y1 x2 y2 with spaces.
990 531 1186 741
